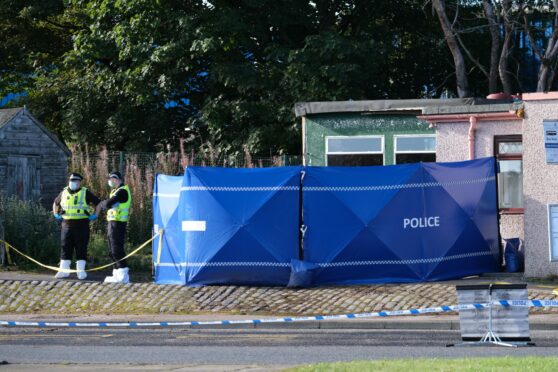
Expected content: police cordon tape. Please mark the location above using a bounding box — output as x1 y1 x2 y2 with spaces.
1 300 558 328
0 232 159 274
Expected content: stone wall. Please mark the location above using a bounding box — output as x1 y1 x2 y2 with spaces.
0 279 555 315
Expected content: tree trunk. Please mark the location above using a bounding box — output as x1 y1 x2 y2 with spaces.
538 63 554 92
537 28 558 91
432 0 470 97
534 1 558 91
0 215 5 266
482 0 500 93
499 0 514 94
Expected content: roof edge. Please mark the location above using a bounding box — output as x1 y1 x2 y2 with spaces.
0 107 24 128
294 98 516 117
522 91 558 101
421 102 523 116
418 111 522 124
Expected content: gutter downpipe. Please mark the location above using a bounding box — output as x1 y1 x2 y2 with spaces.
468 116 477 160
301 116 307 166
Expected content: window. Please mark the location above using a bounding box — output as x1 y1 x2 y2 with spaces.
494 135 523 212
394 135 436 164
326 136 384 166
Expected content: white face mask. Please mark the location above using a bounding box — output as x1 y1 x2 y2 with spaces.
108 180 116 188
69 181 79 191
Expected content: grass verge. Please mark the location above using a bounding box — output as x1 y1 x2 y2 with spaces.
287 356 558 372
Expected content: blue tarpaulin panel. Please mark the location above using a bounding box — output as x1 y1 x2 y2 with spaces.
152 158 500 286
302 158 500 285
152 174 185 284
178 166 302 286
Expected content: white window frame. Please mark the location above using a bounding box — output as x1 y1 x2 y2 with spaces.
547 204 558 262
325 135 385 166
393 134 436 164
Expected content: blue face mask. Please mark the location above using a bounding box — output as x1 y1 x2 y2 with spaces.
69 181 79 191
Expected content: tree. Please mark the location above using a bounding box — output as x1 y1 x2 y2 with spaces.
431 0 558 96
521 1 558 92
1 0 455 154
432 0 471 97
33 0 207 150
0 1 75 100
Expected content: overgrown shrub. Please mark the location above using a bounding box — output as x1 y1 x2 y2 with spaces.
0 195 59 268
125 156 154 246
87 232 111 267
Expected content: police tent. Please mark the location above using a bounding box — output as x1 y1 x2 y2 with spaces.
152 157 500 286
152 174 185 284
177 166 302 286
300 157 500 285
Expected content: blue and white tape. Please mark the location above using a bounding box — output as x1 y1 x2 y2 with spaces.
1 300 557 328
497 299 558 307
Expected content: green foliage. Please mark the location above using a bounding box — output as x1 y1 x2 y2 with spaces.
87 232 152 272
2 0 453 155
45 0 205 150
0 195 59 268
0 0 82 94
87 232 110 266
125 240 152 272
1 0 468 154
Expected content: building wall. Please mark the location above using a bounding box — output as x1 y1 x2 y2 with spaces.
522 98 558 278
304 113 434 166
0 110 68 208
434 122 470 162
435 118 524 245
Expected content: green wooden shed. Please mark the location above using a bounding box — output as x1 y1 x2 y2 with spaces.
294 99 498 166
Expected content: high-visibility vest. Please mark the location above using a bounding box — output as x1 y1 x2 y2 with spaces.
60 187 91 220
107 185 131 222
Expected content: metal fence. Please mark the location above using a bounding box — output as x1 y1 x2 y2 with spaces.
69 151 303 176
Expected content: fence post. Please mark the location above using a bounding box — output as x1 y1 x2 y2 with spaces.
0 215 5 266
119 151 124 174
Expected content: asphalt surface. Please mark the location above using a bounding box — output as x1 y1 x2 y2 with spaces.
3 313 558 330
1 327 558 368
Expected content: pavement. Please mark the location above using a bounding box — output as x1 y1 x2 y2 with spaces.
1 270 557 330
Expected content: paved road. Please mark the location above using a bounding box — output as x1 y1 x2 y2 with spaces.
1 327 558 369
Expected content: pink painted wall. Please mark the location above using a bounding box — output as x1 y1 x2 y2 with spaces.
521 97 558 278
434 118 524 250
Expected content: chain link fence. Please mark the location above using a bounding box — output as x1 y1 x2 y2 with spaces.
70 150 302 177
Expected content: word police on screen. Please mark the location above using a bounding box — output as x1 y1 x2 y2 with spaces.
403 216 440 229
